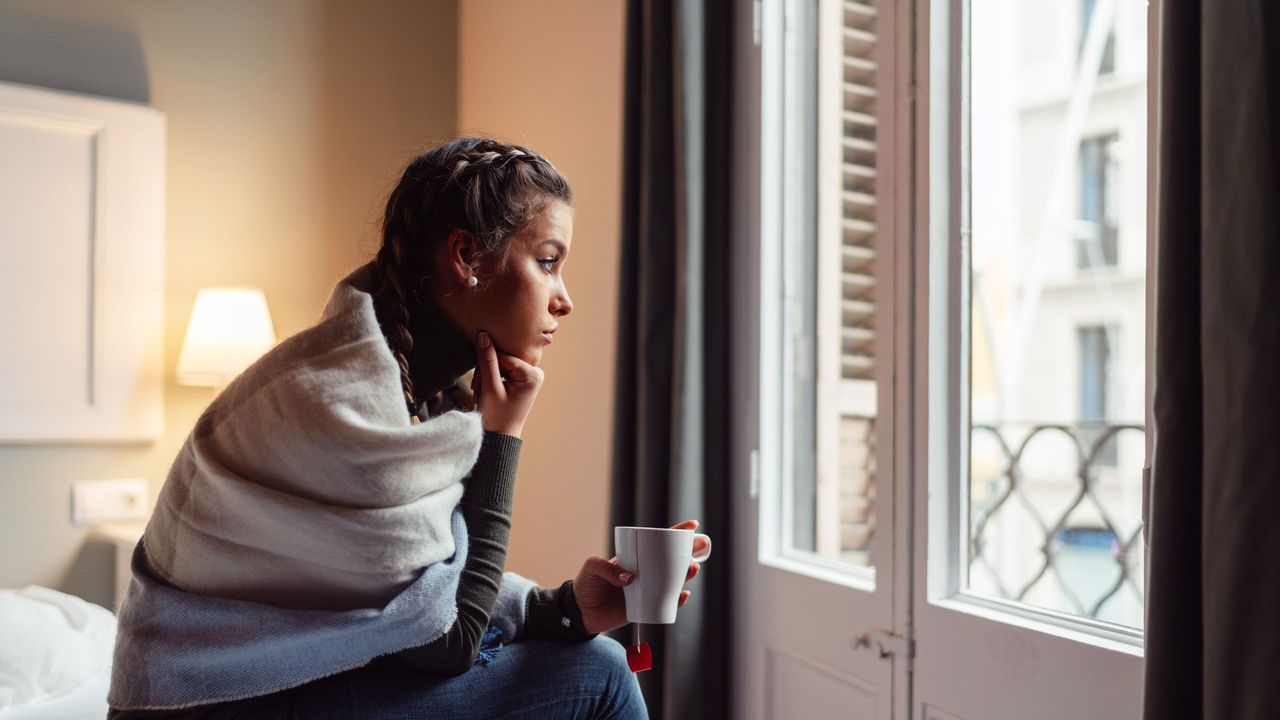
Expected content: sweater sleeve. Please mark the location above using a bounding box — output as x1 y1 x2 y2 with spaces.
520 579 599 642
394 430 523 675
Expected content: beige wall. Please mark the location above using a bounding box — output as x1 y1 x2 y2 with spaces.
458 1 625 585
0 0 624 603
0 0 460 603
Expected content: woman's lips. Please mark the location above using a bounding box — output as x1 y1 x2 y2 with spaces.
541 332 554 344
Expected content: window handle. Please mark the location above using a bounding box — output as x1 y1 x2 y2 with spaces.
853 629 914 659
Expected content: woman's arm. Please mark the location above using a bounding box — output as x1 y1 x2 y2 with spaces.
521 579 598 642
395 430 522 675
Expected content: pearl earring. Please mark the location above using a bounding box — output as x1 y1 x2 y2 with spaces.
467 275 478 288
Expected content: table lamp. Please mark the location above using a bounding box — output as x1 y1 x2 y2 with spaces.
176 287 276 386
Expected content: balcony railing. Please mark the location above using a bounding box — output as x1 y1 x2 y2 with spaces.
969 422 1146 623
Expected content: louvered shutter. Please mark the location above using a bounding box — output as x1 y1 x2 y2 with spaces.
841 1 877 383
820 0 880 565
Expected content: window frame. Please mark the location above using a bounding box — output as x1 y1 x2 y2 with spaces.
920 0 1150 653
756 0 899 593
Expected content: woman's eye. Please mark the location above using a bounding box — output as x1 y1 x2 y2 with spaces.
538 257 560 273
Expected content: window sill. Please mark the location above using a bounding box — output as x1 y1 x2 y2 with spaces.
930 592 1145 657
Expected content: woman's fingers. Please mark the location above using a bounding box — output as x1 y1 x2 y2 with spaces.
670 519 710 557
677 590 691 608
495 353 542 386
471 335 544 438
693 535 710 557
584 555 634 587
686 562 700 581
474 332 503 399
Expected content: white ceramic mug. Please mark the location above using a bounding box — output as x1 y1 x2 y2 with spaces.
614 526 712 624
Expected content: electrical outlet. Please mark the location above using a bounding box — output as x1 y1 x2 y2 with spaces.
71 479 149 525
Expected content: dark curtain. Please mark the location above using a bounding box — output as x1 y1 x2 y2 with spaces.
609 0 734 718
1143 2 1280 718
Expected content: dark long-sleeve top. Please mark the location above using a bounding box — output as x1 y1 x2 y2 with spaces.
382 278 597 674
391 429 596 676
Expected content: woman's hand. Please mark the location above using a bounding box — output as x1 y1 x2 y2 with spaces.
472 331 543 438
573 519 709 635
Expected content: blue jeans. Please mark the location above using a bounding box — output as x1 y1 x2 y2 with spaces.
335 636 647 719
110 635 648 719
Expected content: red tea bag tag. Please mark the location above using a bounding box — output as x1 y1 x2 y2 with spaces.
625 642 652 672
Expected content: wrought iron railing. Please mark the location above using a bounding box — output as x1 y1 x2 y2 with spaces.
969 422 1145 621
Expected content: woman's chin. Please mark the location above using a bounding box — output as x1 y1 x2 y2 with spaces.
517 347 543 367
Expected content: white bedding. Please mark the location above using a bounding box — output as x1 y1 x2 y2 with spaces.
0 587 114 720
0 665 109 720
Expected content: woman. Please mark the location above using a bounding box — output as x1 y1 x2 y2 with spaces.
106 137 706 718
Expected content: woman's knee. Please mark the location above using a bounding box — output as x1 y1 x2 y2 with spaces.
574 636 646 718
576 635 629 669
523 636 643 714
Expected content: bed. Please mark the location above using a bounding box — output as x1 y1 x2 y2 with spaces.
0 586 115 720
0 668 110 720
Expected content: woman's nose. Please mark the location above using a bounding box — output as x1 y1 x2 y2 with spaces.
554 286 573 317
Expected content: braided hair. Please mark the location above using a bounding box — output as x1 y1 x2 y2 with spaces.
371 137 573 420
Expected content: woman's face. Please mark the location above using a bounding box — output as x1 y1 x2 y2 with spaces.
436 199 575 366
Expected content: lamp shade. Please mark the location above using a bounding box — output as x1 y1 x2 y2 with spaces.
176 287 276 386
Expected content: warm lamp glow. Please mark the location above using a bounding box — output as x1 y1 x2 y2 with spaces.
176 288 276 386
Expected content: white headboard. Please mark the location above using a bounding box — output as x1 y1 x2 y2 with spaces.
0 80 165 443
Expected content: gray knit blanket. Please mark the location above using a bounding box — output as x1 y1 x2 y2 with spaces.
108 263 536 710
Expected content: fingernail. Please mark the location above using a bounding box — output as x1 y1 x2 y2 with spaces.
477 331 491 348
619 572 633 583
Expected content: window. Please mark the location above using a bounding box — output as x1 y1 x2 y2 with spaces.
777 0 882 573
1077 134 1119 268
739 0 902 713
1079 324 1118 466
1079 326 1109 421
1081 0 1116 76
744 0 1155 714
967 0 1146 629
913 0 1153 712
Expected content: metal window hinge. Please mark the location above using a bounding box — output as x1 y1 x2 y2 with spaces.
853 629 915 660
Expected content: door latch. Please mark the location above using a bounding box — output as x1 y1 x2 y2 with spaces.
853 629 915 659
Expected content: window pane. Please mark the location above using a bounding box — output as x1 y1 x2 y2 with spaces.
967 0 1146 628
780 0 881 571
1080 0 1116 75
1077 135 1119 268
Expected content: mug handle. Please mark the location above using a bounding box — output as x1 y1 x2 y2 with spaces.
692 533 712 562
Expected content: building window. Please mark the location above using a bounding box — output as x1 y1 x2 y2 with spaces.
1079 325 1117 466
1077 134 1119 268
1080 0 1116 75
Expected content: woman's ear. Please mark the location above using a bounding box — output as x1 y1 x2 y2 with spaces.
443 228 479 286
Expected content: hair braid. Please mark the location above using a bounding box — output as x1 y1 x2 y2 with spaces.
373 242 418 414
